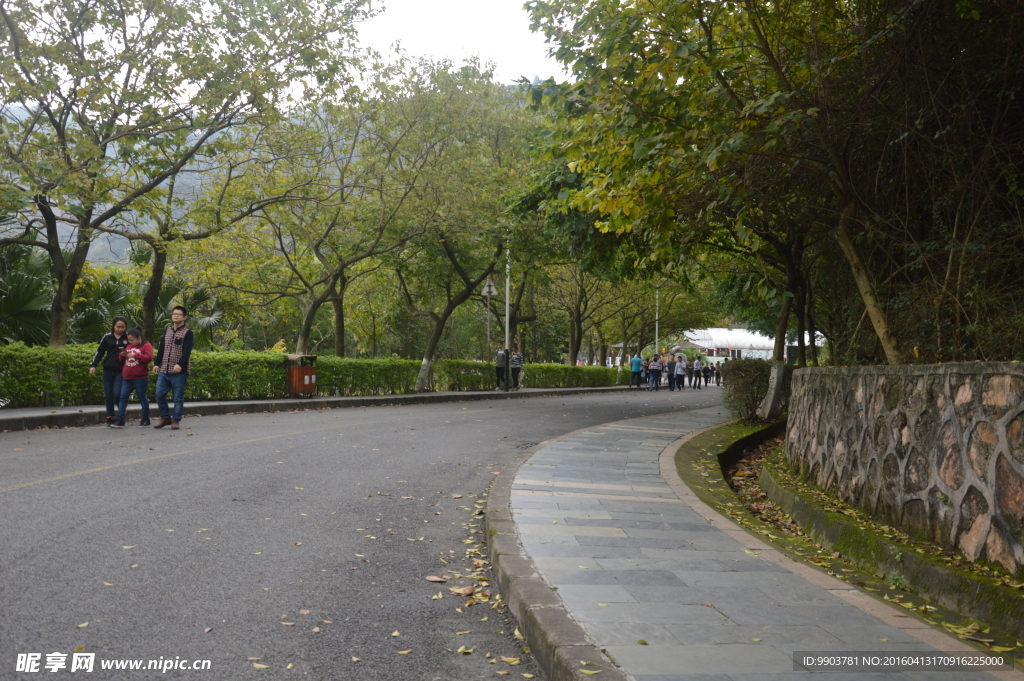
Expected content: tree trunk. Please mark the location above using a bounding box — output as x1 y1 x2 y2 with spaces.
142 246 167 342
772 294 792 362
806 278 819 366
415 313 450 392
834 201 901 365
795 280 807 367
332 296 346 357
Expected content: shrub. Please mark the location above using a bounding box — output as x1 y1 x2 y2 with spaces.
521 363 618 388
719 358 773 423
0 345 625 408
433 360 492 391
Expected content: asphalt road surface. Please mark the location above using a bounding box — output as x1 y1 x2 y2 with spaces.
1 388 723 680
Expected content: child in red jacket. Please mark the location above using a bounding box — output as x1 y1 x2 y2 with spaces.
112 328 153 428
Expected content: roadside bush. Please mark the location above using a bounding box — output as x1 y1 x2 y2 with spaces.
719 358 772 423
0 346 626 408
0 343 104 408
522 363 617 388
433 360 492 392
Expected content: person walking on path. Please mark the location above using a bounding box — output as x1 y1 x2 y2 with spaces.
494 342 508 390
153 305 193 430
665 355 677 391
715 361 723 386
629 354 643 388
111 328 152 428
509 345 524 391
701 360 712 387
647 354 663 391
674 355 686 389
89 316 129 427
691 357 703 389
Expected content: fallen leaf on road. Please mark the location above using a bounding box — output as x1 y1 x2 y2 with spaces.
311 627 321 633
121 546 136 549
299 609 310 615
294 542 303 546
247 657 262 661
402 496 415 500
751 638 762 642
597 603 609 607
392 630 400 637
280 622 295 626
322 620 333 624
457 646 474 654
496 672 509 676
637 640 648 645
204 628 213 633
395 650 412 655
252 663 270 669
77 622 88 628
522 675 535 679
500 657 520 665
351 657 361 662
450 586 475 596
456 630 471 635
286 663 294 669
431 592 443 600
103 582 114 586
580 671 601 676
426 575 447 582
452 494 462 499
513 628 523 640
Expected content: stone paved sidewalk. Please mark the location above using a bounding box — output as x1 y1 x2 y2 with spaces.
509 407 1014 681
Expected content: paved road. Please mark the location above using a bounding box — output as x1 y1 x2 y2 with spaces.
1 388 723 679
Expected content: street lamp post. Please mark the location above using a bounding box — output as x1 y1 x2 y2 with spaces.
655 286 660 355
483 278 497 363
504 242 511 392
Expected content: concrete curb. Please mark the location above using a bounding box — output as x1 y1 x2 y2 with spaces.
0 385 634 432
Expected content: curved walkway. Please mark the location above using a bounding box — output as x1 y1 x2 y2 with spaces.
489 406 1022 681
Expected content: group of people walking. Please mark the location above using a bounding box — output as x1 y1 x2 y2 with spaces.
494 342 524 390
88 306 194 429
628 354 723 391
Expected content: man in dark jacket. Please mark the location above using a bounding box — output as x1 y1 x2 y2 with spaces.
152 306 194 430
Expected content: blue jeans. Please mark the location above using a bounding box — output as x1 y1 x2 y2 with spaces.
101 370 122 419
648 369 661 390
156 372 187 422
117 378 150 422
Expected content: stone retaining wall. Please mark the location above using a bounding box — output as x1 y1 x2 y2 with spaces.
786 364 1024 575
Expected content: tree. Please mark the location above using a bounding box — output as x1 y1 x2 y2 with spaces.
0 0 370 346
525 0 917 363
389 63 538 390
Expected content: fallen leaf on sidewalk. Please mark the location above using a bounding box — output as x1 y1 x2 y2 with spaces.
299 609 310 615
395 650 412 655
281 622 295 626
204 628 213 633
457 646 474 654
426 575 447 582
252 663 270 669
76 622 88 628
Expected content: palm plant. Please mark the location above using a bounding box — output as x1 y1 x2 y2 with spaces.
0 246 52 345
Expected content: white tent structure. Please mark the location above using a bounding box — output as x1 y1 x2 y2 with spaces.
683 328 775 361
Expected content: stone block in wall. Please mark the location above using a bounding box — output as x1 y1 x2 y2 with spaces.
787 363 1024 575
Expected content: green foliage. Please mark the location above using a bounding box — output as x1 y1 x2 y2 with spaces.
432 360 493 392
719 359 772 424
0 344 105 407
0 347 627 408
521 364 617 388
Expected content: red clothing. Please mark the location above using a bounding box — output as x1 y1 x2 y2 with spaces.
120 342 154 379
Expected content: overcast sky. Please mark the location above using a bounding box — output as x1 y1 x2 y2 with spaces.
357 0 568 83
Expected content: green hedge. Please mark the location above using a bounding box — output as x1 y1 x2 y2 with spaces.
0 344 625 408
